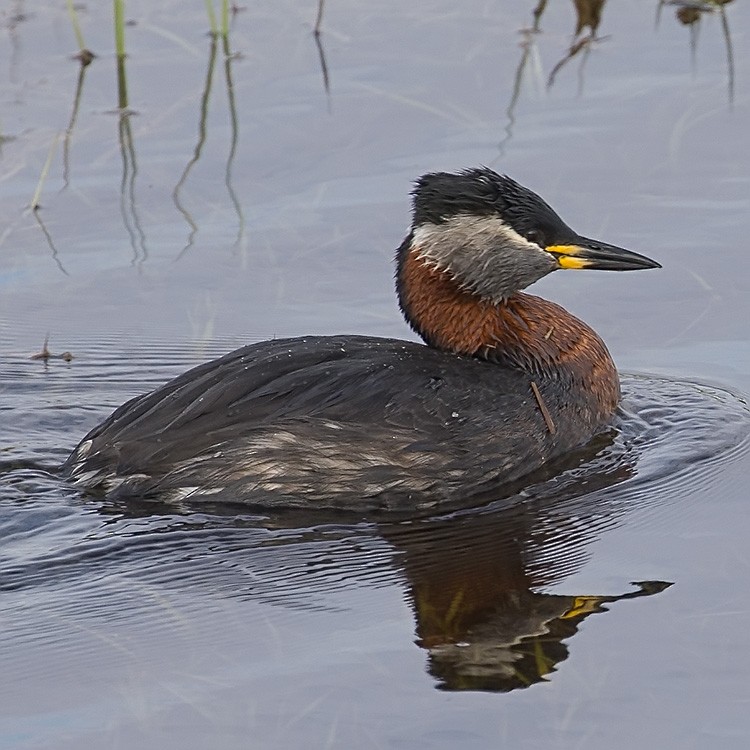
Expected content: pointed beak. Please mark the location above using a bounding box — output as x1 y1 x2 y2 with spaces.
546 237 661 271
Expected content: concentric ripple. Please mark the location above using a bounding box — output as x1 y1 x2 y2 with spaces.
0 369 748 733
0 374 747 606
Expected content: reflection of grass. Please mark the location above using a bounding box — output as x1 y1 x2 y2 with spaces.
314 0 325 34
51 1 245 268
30 133 60 211
62 63 89 188
496 1 546 157
221 33 245 255
174 36 219 257
173 29 245 259
313 0 331 102
659 0 736 104
28 134 71 277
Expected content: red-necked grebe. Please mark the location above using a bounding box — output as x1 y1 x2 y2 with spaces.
63 168 660 511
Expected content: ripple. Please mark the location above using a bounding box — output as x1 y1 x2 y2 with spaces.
1 373 747 608
0 334 250 472
1 371 749 703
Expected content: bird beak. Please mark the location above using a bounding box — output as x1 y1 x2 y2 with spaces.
546 237 661 271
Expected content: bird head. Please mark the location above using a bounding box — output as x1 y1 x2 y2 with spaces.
406 167 660 304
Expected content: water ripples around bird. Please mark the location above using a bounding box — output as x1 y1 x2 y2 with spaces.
1 361 749 699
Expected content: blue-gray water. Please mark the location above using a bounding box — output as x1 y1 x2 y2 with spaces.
2 2 750 748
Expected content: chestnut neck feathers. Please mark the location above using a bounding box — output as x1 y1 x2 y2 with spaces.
394 168 627 416
397 245 616 384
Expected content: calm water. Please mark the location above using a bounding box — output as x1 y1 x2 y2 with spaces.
2 1 750 748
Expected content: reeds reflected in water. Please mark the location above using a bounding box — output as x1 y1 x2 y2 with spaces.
498 0 736 155
4 1 738 271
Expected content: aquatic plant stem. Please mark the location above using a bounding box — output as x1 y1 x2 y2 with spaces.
113 0 126 59
65 0 86 53
204 0 218 35
221 0 230 37
205 1 230 38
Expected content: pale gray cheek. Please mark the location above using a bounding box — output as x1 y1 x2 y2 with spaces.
459 247 558 302
415 215 559 298
516 251 559 289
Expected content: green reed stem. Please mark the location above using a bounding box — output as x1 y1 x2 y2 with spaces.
65 0 86 52
220 0 229 37
205 0 218 35
113 0 126 58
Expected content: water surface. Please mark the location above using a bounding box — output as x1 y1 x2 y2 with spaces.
2 1 750 748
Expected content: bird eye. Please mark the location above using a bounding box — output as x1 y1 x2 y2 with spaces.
525 229 545 247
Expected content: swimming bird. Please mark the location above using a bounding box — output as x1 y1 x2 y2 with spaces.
63 168 660 511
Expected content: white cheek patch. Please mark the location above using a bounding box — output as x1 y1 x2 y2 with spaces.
411 214 554 303
413 215 539 267
412 224 450 271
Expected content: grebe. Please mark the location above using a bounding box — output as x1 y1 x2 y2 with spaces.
63 168 659 511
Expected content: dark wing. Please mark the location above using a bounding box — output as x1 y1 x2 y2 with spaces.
64 336 558 509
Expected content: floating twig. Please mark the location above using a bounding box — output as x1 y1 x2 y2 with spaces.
30 334 74 362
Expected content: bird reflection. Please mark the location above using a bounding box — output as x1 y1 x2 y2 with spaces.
93 415 673 694
379 430 672 692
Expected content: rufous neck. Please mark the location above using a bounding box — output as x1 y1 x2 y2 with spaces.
397 248 619 397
